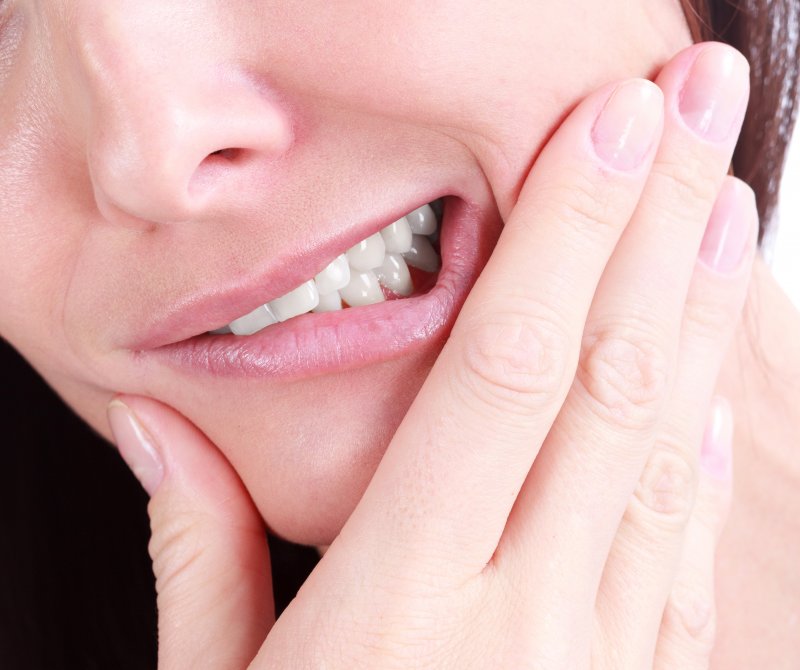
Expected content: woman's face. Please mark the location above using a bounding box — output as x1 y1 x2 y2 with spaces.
1 0 690 543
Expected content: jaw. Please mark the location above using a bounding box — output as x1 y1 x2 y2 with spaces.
48 338 436 545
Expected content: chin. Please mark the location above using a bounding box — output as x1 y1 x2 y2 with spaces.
200 349 437 546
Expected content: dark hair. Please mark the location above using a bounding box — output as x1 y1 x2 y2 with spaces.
681 0 800 240
3 3 799 668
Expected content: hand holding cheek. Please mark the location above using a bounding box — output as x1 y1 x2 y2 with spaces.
501 38 752 639
108 42 755 669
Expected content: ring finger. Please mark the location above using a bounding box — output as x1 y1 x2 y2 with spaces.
653 397 734 668
593 178 756 667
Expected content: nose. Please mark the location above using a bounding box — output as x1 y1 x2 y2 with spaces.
79 13 293 225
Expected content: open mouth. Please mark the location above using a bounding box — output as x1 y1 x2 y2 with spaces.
141 193 500 379
210 200 444 337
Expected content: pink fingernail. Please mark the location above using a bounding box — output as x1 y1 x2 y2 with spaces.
698 179 755 273
107 399 164 495
679 45 749 142
700 396 733 480
591 79 663 171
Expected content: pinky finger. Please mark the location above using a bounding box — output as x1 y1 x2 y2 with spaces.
654 396 734 668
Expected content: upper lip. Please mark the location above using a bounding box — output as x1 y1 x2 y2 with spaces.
128 190 446 351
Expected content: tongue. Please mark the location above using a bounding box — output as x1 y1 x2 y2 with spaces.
380 265 439 301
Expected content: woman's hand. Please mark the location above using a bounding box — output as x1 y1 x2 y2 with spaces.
108 41 755 669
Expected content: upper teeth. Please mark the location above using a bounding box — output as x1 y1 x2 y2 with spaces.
211 201 442 336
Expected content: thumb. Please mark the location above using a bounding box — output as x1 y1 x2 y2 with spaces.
108 395 273 670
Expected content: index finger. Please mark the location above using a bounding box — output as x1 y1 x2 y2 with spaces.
344 77 665 574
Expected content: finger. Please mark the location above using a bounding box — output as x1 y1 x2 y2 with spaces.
653 397 733 668
340 77 665 576
593 179 756 668
499 43 749 603
108 395 273 670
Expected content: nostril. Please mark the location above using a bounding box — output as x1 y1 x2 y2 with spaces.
207 148 241 161
188 147 249 199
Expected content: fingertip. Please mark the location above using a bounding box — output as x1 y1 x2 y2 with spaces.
114 395 273 666
700 395 733 482
107 396 164 496
109 394 244 509
591 78 664 171
698 177 758 275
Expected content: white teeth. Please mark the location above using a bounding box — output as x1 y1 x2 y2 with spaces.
314 254 350 295
229 304 279 336
268 280 319 321
375 253 413 297
405 204 437 235
213 200 442 336
313 290 343 312
380 217 413 254
345 232 386 272
339 270 385 307
402 234 441 273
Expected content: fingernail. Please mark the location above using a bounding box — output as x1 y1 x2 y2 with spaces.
592 79 663 171
107 399 164 495
700 396 733 480
698 179 755 273
679 45 749 142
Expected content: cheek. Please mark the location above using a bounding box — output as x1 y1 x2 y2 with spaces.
0 44 92 357
319 0 691 218
0 154 98 381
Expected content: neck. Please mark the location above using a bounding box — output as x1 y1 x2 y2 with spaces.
713 254 800 666
720 254 800 484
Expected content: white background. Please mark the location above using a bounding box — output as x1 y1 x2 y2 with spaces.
769 126 800 308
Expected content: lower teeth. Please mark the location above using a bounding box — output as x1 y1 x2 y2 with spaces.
211 199 443 337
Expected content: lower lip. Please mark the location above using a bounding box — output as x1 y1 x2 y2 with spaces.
144 197 498 380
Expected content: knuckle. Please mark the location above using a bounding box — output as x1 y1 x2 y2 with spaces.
682 291 741 343
651 157 719 215
628 445 697 532
693 494 731 540
576 323 670 430
683 462 733 539
148 505 207 598
457 306 570 416
348 600 467 670
536 167 621 241
662 582 717 653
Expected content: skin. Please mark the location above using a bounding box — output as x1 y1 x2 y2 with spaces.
713 262 800 668
2 0 799 664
